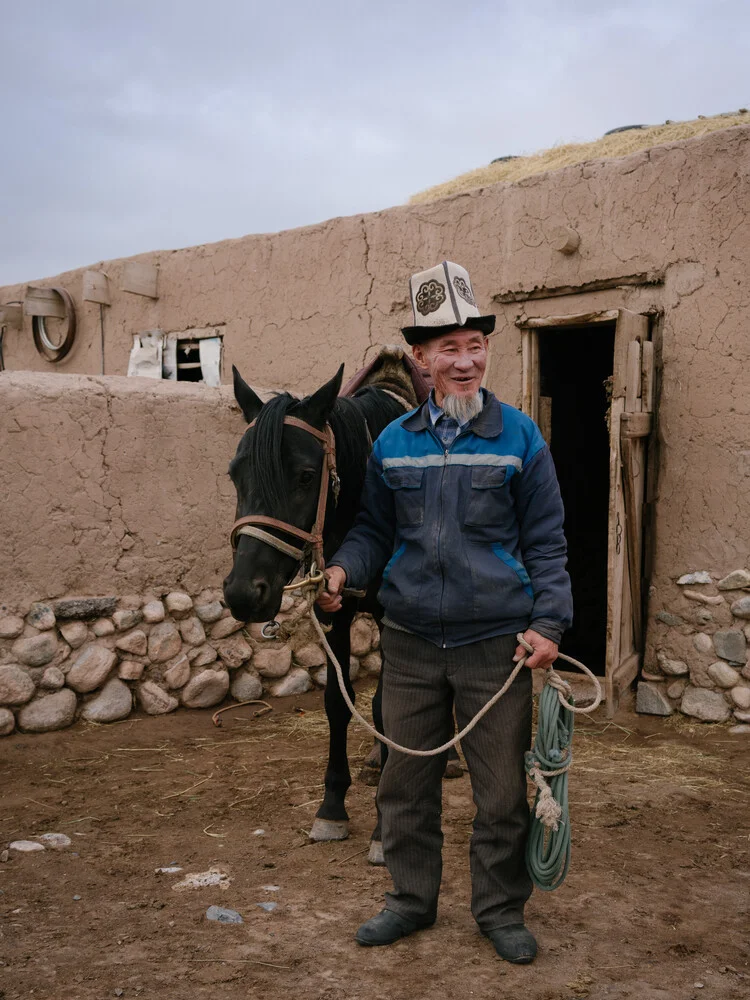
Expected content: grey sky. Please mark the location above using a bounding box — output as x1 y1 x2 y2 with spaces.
1 0 748 284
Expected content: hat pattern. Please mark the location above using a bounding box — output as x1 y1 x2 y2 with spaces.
415 279 447 316
453 275 475 306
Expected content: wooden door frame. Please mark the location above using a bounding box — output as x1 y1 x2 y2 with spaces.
518 308 652 715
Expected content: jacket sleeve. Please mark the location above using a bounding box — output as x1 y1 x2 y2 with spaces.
327 440 396 591
512 442 573 645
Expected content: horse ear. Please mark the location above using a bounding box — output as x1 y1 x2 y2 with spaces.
232 366 264 424
301 364 344 426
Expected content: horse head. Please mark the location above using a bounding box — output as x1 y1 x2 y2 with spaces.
223 364 344 623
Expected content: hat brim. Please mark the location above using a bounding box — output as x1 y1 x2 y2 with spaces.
401 315 496 346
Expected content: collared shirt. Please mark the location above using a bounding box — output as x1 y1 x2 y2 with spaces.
427 390 481 449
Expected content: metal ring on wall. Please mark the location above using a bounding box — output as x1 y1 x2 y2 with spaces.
32 287 77 362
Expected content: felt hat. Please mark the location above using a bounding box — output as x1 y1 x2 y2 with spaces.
401 260 496 345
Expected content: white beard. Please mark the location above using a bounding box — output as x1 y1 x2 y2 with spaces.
442 391 483 424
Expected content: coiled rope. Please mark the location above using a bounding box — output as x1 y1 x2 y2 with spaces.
274 579 602 891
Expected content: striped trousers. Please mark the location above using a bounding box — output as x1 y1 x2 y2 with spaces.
378 627 533 931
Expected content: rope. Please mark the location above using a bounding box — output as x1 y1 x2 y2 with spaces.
274 574 602 892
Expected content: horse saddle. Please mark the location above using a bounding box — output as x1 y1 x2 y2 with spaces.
339 345 432 409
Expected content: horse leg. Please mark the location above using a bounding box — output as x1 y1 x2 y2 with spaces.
310 608 356 842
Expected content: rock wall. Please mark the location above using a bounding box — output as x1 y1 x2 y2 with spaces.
638 570 750 725
0 590 381 736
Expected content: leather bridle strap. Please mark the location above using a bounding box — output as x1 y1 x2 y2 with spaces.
229 416 339 574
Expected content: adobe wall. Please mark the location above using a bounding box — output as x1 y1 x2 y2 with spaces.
2 124 750 726
0 374 380 736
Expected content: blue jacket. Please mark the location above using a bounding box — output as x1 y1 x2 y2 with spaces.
330 391 573 648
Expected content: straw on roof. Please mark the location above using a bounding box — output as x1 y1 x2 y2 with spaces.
410 110 750 205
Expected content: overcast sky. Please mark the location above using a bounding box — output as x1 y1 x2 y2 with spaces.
1 0 747 285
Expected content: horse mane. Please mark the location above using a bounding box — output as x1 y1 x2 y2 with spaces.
246 385 406 520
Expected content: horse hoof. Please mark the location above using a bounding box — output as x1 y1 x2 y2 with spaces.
357 763 381 787
309 819 350 842
368 840 385 866
443 760 464 779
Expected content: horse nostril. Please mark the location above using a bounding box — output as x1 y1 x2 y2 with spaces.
252 579 270 604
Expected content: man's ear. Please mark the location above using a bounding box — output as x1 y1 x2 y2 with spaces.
299 364 345 426
232 366 264 423
412 343 428 370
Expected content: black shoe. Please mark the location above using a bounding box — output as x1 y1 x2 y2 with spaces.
483 923 537 964
355 908 433 947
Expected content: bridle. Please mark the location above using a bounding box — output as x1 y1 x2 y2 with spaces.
229 415 340 591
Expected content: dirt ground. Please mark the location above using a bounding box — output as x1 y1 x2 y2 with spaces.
1 682 749 1000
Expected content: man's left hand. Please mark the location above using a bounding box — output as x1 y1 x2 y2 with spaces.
513 629 558 670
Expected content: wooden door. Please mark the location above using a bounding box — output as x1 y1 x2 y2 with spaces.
606 310 654 713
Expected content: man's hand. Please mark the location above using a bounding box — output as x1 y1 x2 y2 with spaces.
513 629 558 670
316 566 347 613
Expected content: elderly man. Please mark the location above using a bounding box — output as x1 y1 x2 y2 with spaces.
318 261 572 963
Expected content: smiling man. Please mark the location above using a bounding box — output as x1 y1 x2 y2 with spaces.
318 261 572 964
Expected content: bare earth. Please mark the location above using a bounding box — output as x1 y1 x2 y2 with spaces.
1 683 749 1000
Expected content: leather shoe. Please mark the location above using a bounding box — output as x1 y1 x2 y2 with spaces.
483 923 537 964
355 908 433 947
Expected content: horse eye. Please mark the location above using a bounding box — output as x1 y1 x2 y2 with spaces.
298 470 315 488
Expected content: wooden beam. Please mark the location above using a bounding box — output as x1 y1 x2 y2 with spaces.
620 411 652 438
121 261 159 299
519 309 619 329
0 302 23 329
24 286 66 318
624 340 642 412
494 270 664 304
641 340 655 412
82 270 111 306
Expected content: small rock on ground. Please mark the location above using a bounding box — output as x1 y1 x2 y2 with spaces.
206 905 243 924
39 833 72 848
9 840 44 852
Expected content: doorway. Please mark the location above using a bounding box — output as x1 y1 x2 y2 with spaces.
519 308 655 714
538 323 615 676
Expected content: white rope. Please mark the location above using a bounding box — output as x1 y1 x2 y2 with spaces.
308 605 603 757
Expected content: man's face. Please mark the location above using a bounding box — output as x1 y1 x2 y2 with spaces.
413 329 489 405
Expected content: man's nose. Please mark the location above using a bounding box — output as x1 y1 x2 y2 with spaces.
452 353 474 370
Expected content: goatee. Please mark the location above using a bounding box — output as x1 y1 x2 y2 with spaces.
442 391 483 424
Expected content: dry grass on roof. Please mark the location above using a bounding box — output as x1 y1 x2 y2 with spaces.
410 110 750 205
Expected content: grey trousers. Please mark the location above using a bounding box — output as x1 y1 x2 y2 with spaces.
378 627 533 931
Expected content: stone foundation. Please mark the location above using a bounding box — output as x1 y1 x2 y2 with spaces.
639 568 750 723
0 590 381 736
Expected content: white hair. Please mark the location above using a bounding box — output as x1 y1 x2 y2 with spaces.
442 391 483 424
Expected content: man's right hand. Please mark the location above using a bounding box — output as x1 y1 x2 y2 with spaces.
317 566 347 613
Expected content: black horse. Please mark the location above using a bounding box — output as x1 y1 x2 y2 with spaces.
223 363 458 861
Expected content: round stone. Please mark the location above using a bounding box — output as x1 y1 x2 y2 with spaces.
112 609 143 632
269 667 313 697
210 616 245 640
118 660 145 680
81 678 133 723
59 622 89 650
656 652 689 676
215 634 253 669
147 623 182 663
11 633 58 667
194 601 224 624
164 655 191 690
350 617 373 657
17 689 78 732
181 669 230 708
142 600 166 624
165 592 193 619
66 645 117 693
362 652 382 675
40 666 65 691
692 633 713 655
293 643 326 669
713 630 747 664
27 604 56 631
730 686 750 710
137 681 178 715
115 629 148 657
0 707 15 736
730 596 750 619
253 645 292 678
92 618 115 637
680 686 731 723
178 617 206 647
707 661 741 689
0 665 36 706
188 644 218 667
230 669 263 702
0 615 24 639
717 569 750 591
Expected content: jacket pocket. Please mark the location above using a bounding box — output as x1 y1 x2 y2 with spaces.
491 544 534 598
464 466 508 526
382 467 424 525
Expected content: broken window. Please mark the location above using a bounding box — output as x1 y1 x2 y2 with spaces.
128 328 223 386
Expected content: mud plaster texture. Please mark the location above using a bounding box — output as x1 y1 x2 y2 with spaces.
2 124 750 726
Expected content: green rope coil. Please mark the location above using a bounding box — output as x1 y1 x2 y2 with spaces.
524 679 575 892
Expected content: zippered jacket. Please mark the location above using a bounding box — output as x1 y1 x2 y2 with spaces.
329 391 573 648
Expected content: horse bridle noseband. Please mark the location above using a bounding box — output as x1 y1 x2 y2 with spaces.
229 415 340 583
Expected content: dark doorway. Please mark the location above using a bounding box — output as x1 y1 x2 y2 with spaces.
538 324 615 676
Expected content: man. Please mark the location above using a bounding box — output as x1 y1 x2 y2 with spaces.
318 261 572 963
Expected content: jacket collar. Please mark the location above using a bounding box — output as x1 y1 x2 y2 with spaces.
402 388 504 439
